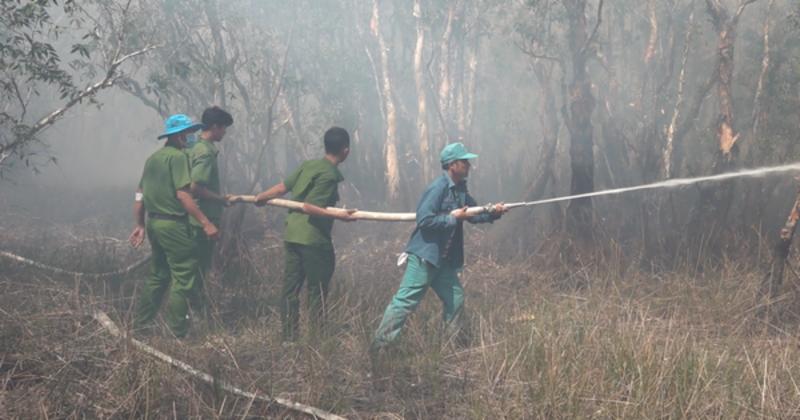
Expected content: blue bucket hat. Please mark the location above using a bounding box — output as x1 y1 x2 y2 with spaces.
157 114 206 139
440 142 478 165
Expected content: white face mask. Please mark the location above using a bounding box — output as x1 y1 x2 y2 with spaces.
185 133 198 147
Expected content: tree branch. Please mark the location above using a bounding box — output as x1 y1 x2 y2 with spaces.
0 44 161 160
9 77 28 122
515 39 563 65
704 0 726 28
30 44 160 135
733 0 761 25
581 0 605 56
117 76 167 117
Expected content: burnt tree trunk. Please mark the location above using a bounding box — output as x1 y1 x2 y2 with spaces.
759 186 800 321
703 0 762 219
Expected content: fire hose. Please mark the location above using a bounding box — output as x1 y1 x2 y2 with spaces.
226 195 516 221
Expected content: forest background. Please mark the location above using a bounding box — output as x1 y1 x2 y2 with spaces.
2 0 800 418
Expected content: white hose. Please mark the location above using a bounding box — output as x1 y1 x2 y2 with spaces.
0 250 150 278
228 195 494 221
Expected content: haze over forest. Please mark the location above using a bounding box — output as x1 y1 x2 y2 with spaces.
2 1 800 418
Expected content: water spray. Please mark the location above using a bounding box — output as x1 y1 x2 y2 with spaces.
502 162 800 209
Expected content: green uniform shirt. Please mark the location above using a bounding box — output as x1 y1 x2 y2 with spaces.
139 145 192 217
188 140 222 226
283 158 344 247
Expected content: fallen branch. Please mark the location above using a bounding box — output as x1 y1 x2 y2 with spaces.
92 311 346 420
0 250 150 279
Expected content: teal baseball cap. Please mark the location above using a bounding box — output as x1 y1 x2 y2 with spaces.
157 114 205 139
440 142 478 165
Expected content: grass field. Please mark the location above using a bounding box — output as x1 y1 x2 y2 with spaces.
2 213 800 419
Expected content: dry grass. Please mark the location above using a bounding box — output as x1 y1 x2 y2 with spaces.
3 218 800 419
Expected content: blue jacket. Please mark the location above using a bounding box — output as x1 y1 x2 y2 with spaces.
405 173 500 268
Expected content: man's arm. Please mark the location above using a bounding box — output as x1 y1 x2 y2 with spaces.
301 176 356 221
190 151 229 204
300 202 357 221
254 182 288 206
417 184 458 231
191 182 228 203
177 188 220 240
172 152 218 238
128 188 146 247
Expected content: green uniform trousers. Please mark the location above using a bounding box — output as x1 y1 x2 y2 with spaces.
192 223 217 322
135 218 201 337
194 225 215 280
282 241 335 340
372 253 464 349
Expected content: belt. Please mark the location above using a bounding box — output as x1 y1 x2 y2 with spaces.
148 212 187 221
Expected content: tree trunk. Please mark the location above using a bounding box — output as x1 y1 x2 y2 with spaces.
705 0 763 167
643 0 658 64
527 63 561 202
671 64 717 177
737 0 774 250
461 33 479 143
703 0 762 222
750 0 773 144
413 0 431 182
202 0 228 107
759 185 800 321
664 10 695 179
711 21 739 169
564 0 600 239
437 2 456 144
371 0 400 202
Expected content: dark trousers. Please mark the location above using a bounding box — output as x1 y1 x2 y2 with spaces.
282 241 335 340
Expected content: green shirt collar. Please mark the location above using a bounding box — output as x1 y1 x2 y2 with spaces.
200 139 218 155
322 158 344 182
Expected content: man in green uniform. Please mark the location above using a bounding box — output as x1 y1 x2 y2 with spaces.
254 127 356 341
189 106 233 282
371 143 506 352
128 114 220 338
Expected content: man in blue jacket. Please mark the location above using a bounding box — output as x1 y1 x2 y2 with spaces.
371 143 506 351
